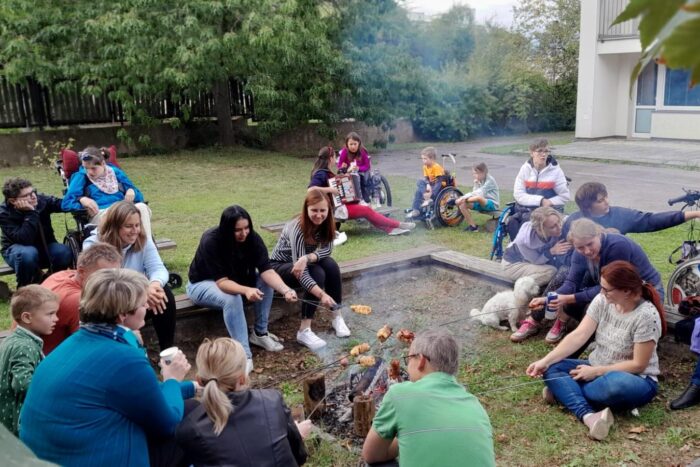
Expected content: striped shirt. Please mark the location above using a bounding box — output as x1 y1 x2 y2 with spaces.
270 218 332 291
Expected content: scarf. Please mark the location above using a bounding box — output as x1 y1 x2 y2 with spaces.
81 322 144 354
87 165 120 194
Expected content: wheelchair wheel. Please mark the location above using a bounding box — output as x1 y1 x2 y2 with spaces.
434 187 463 227
64 231 83 269
666 258 700 311
490 203 515 261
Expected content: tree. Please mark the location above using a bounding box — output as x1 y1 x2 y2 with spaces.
615 0 700 88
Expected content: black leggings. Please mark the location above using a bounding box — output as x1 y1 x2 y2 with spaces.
273 257 342 319
146 284 176 350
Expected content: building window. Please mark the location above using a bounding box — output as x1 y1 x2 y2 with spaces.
664 68 700 106
636 62 657 106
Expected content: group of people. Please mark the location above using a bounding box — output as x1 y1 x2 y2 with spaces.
0 135 698 464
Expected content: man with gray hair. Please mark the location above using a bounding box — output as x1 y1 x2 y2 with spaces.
362 329 495 467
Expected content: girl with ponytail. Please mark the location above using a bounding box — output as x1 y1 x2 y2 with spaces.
526 260 664 441
175 338 311 465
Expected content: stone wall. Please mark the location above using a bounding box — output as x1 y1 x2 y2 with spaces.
0 119 415 166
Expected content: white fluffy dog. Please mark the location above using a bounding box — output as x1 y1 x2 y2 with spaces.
470 276 541 332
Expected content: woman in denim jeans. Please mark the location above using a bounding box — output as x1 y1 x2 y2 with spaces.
526 260 666 441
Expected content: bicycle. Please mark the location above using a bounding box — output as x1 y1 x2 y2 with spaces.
666 188 700 314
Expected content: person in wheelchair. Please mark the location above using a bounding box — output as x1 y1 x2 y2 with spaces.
61 146 154 239
508 138 570 240
337 132 372 203
82 201 176 351
406 147 445 219
454 162 500 232
311 146 414 236
1 178 73 286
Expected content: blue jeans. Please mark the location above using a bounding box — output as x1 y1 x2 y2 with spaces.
2 242 73 286
692 358 700 386
411 179 442 211
544 359 658 420
186 275 273 358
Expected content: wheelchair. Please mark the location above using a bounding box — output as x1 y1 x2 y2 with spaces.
338 156 392 208
56 147 183 289
410 153 464 230
489 202 516 261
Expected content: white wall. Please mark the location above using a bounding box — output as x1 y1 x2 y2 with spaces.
651 112 700 141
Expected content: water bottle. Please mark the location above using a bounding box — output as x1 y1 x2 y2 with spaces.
545 292 558 320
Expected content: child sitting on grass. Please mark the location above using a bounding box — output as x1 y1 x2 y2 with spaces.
454 162 500 232
0 285 58 435
407 146 445 218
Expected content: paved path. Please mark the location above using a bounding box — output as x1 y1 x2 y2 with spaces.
373 136 700 213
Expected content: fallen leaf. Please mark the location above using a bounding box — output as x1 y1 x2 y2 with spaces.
680 444 691 452
628 425 646 434
627 434 642 442
496 433 508 443
254 368 264 374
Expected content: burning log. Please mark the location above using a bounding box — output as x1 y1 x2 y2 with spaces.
303 373 326 419
349 357 383 402
353 395 375 437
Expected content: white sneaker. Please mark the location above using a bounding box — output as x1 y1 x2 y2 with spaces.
399 222 416 230
331 314 351 337
333 231 348 247
297 328 327 351
388 228 410 236
246 358 254 375
249 331 284 352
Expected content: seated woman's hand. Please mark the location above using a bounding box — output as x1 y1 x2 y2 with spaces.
570 364 599 382
292 256 308 280
283 289 298 303
244 287 264 302
295 419 313 439
79 197 100 217
147 282 167 314
526 359 548 377
319 292 336 310
161 350 191 382
124 188 136 203
540 198 554 207
529 297 546 310
550 240 572 256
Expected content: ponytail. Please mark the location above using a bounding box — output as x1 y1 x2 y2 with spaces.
201 379 234 436
641 282 667 337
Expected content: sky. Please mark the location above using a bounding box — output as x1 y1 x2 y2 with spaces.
404 0 517 26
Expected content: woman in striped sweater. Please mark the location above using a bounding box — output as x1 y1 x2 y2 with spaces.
270 189 351 350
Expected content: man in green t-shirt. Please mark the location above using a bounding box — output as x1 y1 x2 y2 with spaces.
362 329 495 467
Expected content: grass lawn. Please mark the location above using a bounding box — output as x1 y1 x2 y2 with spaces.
1 145 698 465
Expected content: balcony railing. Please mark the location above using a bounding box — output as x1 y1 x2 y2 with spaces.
598 0 640 41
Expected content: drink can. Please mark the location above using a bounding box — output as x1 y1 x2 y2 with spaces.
545 292 558 320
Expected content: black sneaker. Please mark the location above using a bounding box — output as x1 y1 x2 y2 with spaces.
463 224 478 232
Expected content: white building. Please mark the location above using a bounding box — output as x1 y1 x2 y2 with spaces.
576 0 700 141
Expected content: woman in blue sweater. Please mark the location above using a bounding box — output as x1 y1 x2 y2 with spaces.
61 146 154 238
20 268 194 466
83 201 175 350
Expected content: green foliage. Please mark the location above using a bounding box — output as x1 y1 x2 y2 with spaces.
615 0 700 87
30 137 75 168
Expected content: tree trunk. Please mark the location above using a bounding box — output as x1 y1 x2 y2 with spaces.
214 79 235 146
353 395 375 437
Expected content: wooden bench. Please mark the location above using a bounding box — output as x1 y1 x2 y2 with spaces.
0 238 177 299
261 207 399 234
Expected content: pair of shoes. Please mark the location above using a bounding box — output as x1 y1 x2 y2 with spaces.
249 331 284 352
405 209 421 219
463 224 478 232
510 319 540 343
246 358 254 375
669 383 700 410
545 318 567 344
542 386 556 405
331 314 351 337
297 328 327 350
388 228 410 236
333 231 348 247
585 408 614 441
399 221 416 230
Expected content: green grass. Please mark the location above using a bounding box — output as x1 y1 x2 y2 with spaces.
2 145 699 465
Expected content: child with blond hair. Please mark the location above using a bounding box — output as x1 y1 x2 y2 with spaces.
0 285 58 435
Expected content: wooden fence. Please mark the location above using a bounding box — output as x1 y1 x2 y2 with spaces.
0 77 254 129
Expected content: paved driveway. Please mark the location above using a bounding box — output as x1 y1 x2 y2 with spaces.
373 136 700 213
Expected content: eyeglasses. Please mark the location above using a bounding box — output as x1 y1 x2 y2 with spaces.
600 285 617 295
402 353 430 365
534 149 550 155
15 189 37 199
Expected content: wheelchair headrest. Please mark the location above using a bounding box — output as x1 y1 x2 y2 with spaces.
60 145 120 181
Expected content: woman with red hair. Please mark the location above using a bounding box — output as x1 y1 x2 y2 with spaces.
526 260 665 441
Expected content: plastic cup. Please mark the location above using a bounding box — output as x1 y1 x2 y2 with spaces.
159 346 179 365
